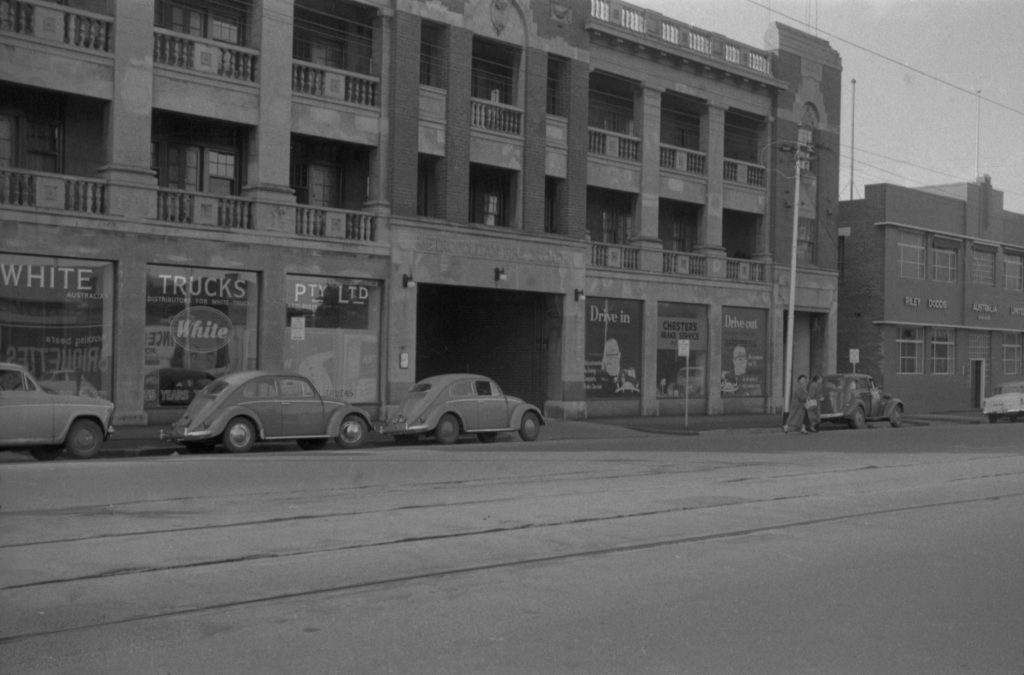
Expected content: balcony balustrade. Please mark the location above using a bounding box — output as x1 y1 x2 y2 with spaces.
723 159 767 188
154 28 258 82
0 168 106 214
156 189 253 229
659 145 707 176
590 242 640 270
0 0 112 52
588 128 641 162
587 0 772 78
292 62 379 107
295 206 377 242
662 251 707 277
470 99 522 135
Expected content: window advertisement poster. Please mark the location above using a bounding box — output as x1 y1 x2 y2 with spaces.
720 306 767 397
0 254 114 398
144 265 259 408
584 297 642 398
657 302 707 398
284 275 380 403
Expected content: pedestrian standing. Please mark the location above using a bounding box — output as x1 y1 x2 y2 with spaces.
783 374 809 434
806 374 822 432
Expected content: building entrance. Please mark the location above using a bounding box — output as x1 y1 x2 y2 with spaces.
415 285 554 408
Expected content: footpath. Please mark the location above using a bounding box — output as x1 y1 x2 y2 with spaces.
80 410 985 458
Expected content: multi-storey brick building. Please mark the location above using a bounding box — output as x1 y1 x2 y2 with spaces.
838 178 1024 412
1 0 841 426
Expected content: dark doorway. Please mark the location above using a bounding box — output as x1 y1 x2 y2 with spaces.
416 285 549 407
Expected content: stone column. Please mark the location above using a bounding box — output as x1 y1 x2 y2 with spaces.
98 0 157 221
242 0 297 233
698 103 726 258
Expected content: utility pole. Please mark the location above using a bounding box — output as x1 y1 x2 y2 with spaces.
850 78 856 200
782 140 811 423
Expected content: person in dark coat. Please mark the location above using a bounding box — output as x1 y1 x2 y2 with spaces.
806 374 823 432
783 374 808 434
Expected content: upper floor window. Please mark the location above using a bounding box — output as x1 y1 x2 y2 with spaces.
897 231 925 279
971 247 996 285
589 72 635 136
587 187 634 244
469 163 515 227
420 21 446 88
293 4 374 74
471 38 519 104
931 242 957 283
797 218 816 265
1005 253 1024 291
546 56 568 117
156 0 248 45
152 114 242 195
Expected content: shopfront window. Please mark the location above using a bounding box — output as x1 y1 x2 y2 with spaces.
929 328 954 375
284 276 381 403
656 302 706 398
584 298 642 398
720 307 766 397
897 327 923 374
144 265 259 408
0 254 114 398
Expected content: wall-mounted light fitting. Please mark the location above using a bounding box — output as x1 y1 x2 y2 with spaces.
494 267 507 282
402 273 416 288
574 289 586 302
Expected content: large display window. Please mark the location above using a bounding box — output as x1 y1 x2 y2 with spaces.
584 297 642 398
284 275 381 403
0 254 115 398
657 303 707 397
144 265 259 407
720 306 767 397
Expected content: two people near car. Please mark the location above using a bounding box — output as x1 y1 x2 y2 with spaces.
784 373 822 434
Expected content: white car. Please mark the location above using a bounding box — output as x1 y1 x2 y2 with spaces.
982 381 1024 423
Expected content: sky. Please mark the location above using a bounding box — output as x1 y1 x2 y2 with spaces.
640 0 1024 213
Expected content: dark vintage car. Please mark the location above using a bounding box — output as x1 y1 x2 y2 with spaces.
0 362 115 460
167 370 374 452
818 373 904 428
382 373 544 444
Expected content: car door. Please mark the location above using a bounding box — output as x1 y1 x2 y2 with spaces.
0 368 56 444
278 376 325 437
239 377 283 437
474 379 510 429
867 377 884 417
447 379 479 430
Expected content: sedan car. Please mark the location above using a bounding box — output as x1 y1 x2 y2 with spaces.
982 380 1024 423
382 373 543 444
168 370 373 452
817 373 904 428
0 362 115 460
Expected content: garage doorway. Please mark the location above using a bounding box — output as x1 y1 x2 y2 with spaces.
415 284 553 407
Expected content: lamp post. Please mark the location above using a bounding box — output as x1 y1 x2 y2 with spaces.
780 138 815 424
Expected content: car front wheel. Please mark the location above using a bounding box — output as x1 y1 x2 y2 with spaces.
336 415 368 449
65 419 103 459
434 414 460 445
849 406 866 429
518 411 541 441
223 417 255 453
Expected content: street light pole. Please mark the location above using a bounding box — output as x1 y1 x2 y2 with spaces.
782 142 805 423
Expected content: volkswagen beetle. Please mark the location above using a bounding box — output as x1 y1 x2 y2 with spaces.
168 370 373 452
817 373 904 429
383 374 543 444
0 362 115 460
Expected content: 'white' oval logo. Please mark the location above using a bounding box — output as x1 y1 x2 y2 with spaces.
170 306 233 353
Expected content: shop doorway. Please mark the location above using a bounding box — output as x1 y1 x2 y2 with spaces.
970 359 986 409
415 285 553 407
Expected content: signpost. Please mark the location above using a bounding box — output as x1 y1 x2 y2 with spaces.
850 348 860 373
678 339 690 428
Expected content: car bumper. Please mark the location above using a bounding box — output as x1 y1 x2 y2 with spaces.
381 421 431 436
165 425 218 443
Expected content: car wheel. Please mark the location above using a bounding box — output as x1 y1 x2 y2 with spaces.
297 439 328 450
434 414 460 445
518 411 541 442
65 419 103 459
223 417 255 453
336 415 368 449
849 406 866 429
30 447 61 461
988 414 1000 423
477 432 499 443
889 405 903 428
